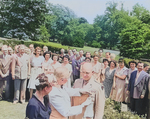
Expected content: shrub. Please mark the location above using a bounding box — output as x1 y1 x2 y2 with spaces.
124 58 134 68
104 98 142 119
91 40 101 48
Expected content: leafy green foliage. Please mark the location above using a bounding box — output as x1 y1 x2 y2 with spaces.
91 40 101 48
1 1 150 58
104 98 141 119
131 4 150 25
46 3 77 42
39 25 50 43
61 19 85 47
78 17 88 24
94 2 132 49
0 0 49 40
119 17 150 59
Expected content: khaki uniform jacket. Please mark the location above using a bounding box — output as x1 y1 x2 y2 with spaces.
70 77 105 119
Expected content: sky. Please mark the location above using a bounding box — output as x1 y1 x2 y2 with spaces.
49 0 150 24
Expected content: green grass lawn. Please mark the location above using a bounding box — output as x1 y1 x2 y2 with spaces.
0 101 27 119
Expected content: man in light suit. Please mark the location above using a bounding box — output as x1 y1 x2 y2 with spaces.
0 45 12 100
127 62 149 116
70 62 105 119
12 45 30 104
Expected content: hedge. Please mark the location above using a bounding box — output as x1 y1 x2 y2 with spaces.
0 39 103 55
0 40 68 54
123 58 150 68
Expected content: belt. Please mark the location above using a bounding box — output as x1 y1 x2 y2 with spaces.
31 66 42 68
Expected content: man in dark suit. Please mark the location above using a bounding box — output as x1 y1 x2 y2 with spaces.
127 62 149 116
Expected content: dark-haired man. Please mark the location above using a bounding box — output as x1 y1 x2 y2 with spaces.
143 63 149 73
127 62 149 116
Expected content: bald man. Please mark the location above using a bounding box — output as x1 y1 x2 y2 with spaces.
70 63 105 119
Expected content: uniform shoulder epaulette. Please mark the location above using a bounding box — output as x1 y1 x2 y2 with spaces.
94 80 101 85
94 80 104 90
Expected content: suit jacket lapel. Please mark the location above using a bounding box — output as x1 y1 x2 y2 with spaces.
134 70 146 86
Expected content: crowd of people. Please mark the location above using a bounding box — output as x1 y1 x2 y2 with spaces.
0 44 150 119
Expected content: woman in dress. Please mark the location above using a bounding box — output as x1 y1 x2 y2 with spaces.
125 61 137 103
26 73 52 119
92 55 103 82
103 61 116 98
110 58 128 102
42 51 54 75
28 47 44 99
51 55 61 70
100 59 109 83
61 55 72 88
127 61 137 83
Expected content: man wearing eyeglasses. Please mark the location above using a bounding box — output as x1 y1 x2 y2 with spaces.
70 62 105 119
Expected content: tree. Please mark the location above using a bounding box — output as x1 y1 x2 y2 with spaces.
0 0 49 40
119 17 150 59
0 0 10 37
61 19 85 47
93 2 134 49
91 40 101 48
78 17 88 24
131 4 150 25
93 2 119 49
39 25 50 42
46 4 77 42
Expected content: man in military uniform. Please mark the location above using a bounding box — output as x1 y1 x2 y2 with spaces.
70 62 105 119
